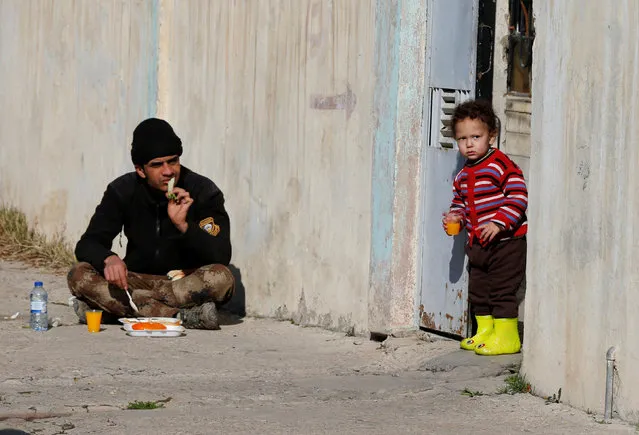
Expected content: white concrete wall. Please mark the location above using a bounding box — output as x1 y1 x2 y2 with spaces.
160 0 375 332
0 1 376 333
524 1 639 420
0 0 158 242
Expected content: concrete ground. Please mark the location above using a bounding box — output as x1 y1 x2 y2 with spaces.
0 260 634 434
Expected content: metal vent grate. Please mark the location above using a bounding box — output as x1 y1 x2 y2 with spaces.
429 88 472 149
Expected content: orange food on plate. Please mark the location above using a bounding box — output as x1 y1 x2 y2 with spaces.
131 322 167 331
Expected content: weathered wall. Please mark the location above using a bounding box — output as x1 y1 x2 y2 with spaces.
146 0 376 332
0 0 421 335
0 0 158 242
524 1 639 420
369 0 426 334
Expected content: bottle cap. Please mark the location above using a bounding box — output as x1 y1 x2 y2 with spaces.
34 281 43 287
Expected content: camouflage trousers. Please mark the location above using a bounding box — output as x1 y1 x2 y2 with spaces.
67 262 235 318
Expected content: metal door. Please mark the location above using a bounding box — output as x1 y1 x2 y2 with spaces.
419 0 478 336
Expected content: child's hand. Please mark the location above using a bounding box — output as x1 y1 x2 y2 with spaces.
478 222 502 242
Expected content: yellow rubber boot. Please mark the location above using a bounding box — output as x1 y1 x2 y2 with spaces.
475 318 521 356
460 315 494 350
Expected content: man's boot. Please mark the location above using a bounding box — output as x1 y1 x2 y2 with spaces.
460 315 494 350
475 318 521 355
177 302 220 330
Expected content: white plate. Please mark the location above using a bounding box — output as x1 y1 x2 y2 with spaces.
122 323 185 333
118 317 182 326
126 330 185 338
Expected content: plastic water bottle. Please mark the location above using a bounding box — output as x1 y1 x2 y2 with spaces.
30 281 48 331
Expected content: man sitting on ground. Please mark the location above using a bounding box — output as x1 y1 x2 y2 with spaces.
67 118 234 330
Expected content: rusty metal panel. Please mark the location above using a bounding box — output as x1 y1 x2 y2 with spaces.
419 148 469 336
429 0 477 90
419 0 478 337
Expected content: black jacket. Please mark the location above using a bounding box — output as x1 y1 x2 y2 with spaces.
75 166 231 275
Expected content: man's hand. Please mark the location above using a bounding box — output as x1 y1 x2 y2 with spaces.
478 222 502 243
104 255 128 290
167 187 194 233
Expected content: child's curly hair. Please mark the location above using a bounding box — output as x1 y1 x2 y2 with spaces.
451 100 499 136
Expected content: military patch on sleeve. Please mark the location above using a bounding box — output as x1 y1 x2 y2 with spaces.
199 217 220 236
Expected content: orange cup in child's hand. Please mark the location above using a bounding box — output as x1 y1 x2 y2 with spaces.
446 221 461 236
444 213 462 236
86 309 103 333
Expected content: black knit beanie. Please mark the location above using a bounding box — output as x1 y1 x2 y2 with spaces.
131 118 183 166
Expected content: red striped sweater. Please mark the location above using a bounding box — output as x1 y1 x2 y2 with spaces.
450 148 528 245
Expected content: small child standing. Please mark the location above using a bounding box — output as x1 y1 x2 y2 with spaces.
442 100 528 356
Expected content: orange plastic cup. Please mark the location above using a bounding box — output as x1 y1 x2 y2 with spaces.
445 220 461 236
86 310 103 333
